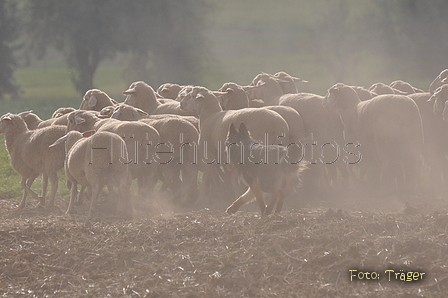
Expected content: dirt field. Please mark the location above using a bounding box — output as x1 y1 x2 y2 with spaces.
0 193 447 297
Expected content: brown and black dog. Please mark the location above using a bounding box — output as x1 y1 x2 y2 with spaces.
225 122 307 215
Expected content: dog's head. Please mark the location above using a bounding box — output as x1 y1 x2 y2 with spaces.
226 122 250 144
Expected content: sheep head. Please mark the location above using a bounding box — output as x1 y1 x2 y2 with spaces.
218 82 248 110
0 113 28 134
66 110 99 133
80 89 115 111
50 130 95 153
323 83 360 109
429 69 448 94
429 85 448 120
157 83 183 100
175 85 194 102
123 81 158 108
110 103 148 121
179 86 221 115
52 107 76 118
273 71 308 94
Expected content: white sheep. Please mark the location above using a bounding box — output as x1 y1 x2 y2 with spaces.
157 83 183 100
350 86 377 101
52 107 76 118
123 81 196 116
273 71 308 94
389 80 424 95
19 110 70 130
179 86 290 201
0 113 66 209
429 69 448 94
409 91 448 196
323 83 424 195
246 72 285 105
217 82 305 144
279 92 349 196
106 103 200 205
66 110 161 199
368 82 407 95
429 84 448 119
79 89 118 111
50 130 132 217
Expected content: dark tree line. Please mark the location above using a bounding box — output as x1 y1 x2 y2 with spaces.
0 0 20 99
1 1 448 99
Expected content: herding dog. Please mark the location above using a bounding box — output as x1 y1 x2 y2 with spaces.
225 122 307 215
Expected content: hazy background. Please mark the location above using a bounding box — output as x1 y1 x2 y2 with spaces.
1 0 447 118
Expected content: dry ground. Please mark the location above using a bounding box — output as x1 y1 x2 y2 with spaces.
0 192 447 297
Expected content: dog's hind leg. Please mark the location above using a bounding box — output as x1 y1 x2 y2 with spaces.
226 187 255 214
264 193 277 215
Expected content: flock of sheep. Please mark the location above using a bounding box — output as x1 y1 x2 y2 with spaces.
1 69 448 218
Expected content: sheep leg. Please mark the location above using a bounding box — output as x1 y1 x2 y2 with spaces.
19 174 39 209
21 175 42 204
18 176 36 209
180 166 199 206
45 171 59 209
66 181 78 214
76 185 86 205
116 173 133 218
88 183 101 219
40 173 48 206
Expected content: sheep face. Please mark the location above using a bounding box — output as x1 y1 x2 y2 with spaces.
179 87 218 115
99 106 115 118
157 83 182 100
110 104 148 121
52 107 75 118
123 81 157 106
66 110 98 133
175 85 193 102
0 113 27 134
218 82 248 110
323 83 360 110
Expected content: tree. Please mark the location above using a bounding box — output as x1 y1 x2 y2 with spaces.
24 0 214 96
0 0 20 99
24 0 127 96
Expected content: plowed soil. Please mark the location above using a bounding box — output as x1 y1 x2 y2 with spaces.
0 194 447 297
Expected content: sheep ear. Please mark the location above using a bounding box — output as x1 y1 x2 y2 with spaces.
292 77 308 83
195 93 205 100
18 110 33 116
123 88 136 95
2 115 12 121
155 92 163 99
212 91 229 96
97 114 110 119
242 85 262 92
74 115 86 125
82 130 96 138
110 98 119 105
87 95 97 107
134 107 148 116
49 134 69 147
